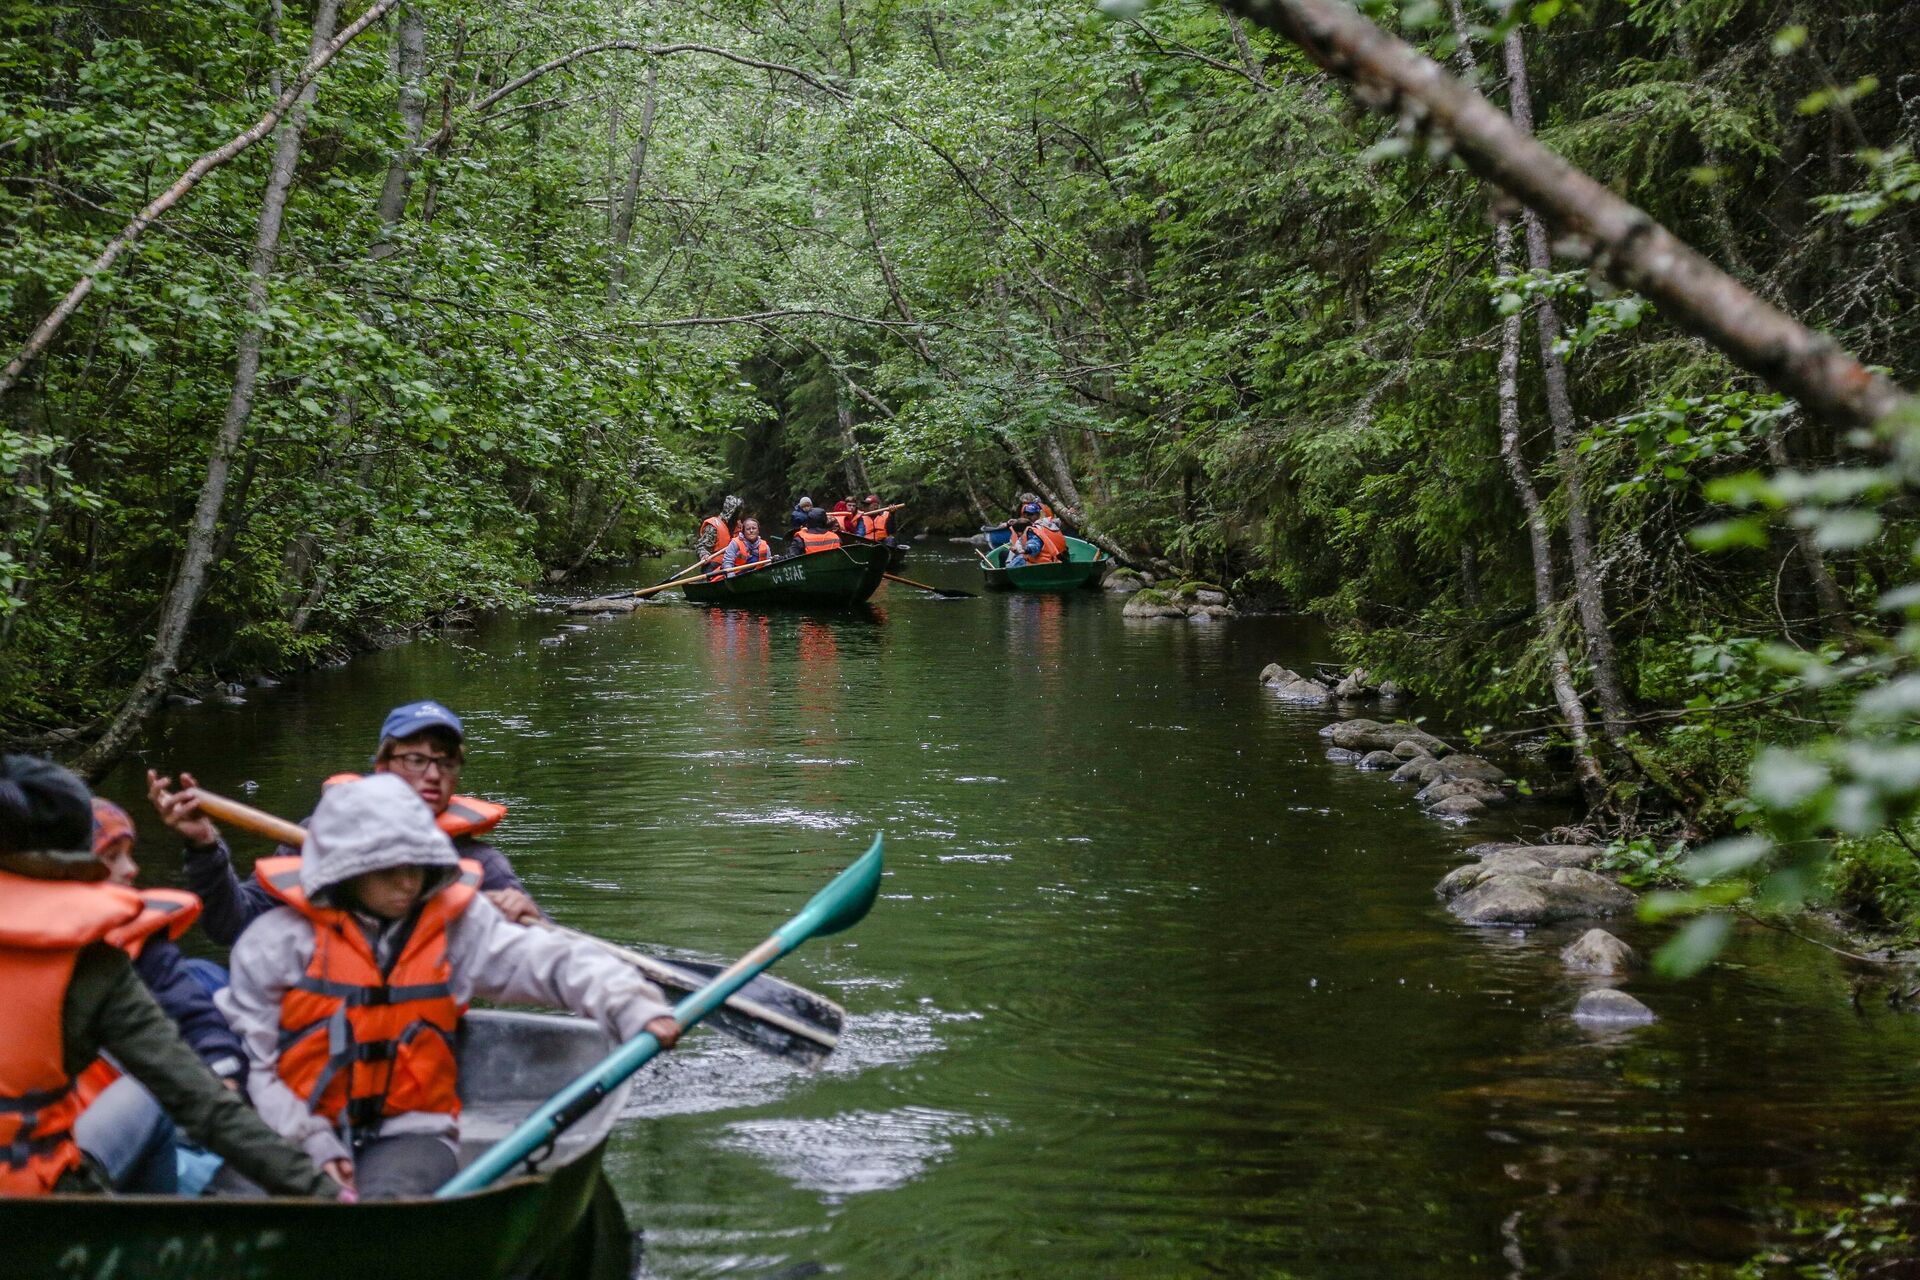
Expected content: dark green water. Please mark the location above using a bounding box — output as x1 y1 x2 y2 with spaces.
104 547 1920 1278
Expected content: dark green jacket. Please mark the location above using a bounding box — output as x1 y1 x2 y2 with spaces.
57 942 334 1197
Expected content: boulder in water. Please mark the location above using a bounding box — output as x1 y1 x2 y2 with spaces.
1391 740 1426 760
1561 929 1640 975
1444 866 1636 925
1571 989 1657 1026
1357 750 1401 771
1427 795 1488 822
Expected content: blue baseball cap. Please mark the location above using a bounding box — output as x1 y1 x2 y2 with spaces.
380 700 464 745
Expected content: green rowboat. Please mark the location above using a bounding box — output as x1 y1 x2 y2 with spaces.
5 1011 634 1279
981 535 1110 592
683 540 889 607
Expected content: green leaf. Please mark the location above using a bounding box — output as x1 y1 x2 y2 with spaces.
1689 517 1767 551
1654 914 1732 978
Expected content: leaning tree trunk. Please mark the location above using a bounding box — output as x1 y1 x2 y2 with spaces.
607 61 660 303
75 0 343 779
1503 28 1634 741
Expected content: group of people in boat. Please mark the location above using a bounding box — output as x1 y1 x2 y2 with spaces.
996 493 1069 567
1 700 680 1203
696 491 902 579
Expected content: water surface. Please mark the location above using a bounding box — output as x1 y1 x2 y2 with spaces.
108 546 1920 1278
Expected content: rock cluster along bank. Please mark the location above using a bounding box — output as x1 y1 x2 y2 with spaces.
1119 576 1237 621
1436 840 1660 1025
1259 666 1521 824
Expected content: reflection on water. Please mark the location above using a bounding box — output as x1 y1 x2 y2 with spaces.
104 549 1920 1279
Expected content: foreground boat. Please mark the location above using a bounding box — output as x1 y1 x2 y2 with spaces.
684 541 889 607
4 1011 635 1280
981 535 1110 592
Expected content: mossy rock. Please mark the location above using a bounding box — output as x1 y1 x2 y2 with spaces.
1132 587 1172 605
1108 567 1144 582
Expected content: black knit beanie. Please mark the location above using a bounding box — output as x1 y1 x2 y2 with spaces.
0 753 95 855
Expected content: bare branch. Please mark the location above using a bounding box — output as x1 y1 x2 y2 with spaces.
622 307 940 331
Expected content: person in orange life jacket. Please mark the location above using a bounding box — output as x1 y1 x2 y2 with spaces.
1002 518 1045 568
783 507 845 557
695 494 744 568
1027 518 1067 564
825 497 855 532
0 754 336 1199
160 700 541 948
851 494 895 544
218 774 681 1199
715 517 772 578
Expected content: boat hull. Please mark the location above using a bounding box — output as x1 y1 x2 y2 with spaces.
684 542 889 607
982 536 1110 593
4 1011 634 1280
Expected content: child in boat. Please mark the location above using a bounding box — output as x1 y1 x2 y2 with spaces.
219 773 680 1199
0 754 335 1199
70 799 248 1193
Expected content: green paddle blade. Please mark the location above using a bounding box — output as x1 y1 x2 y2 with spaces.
775 834 884 948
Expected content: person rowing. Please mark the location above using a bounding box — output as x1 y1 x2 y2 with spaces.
155 700 540 946
695 495 744 571
851 494 896 545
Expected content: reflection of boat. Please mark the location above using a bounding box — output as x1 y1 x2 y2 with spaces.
982 536 1110 593
684 542 889 607
5 1011 634 1279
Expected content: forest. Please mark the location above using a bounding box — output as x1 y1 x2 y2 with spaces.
3 0 1917 953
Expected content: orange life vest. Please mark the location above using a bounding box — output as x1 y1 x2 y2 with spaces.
323 774 506 840
712 535 770 578
257 855 478 1146
854 510 892 540
0 870 144 1195
792 528 843 554
698 515 732 561
105 889 202 962
825 509 854 532
1029 523 1067 565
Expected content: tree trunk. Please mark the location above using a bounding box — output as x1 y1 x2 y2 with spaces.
370 3 428 254
1218 0 1913 431
607 61 660 303
835 382 872 494
1503 27 1634 740
75 0 343 779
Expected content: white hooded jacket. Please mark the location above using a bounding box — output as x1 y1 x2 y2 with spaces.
217 774 673 1168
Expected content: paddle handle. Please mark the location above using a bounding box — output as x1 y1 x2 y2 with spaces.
193 791 308 847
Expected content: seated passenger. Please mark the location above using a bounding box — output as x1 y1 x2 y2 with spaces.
825 497 855 532
714 517 772 578
788 495 814 532
161 700 540 947
1028 518 1067 564
851 495 894 544
1003 518 1043 568
71 800 249 1193
219 774 680 1199
784 508 845 557
0 754 334 1199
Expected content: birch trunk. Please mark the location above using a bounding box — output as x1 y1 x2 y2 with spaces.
76 0 343 779
607 61 660 303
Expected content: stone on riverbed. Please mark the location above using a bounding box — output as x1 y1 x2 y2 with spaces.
1357 750 1401 771
1391 757 1443 785
1417 777 1509 809
1391 741 1426 760
1443 864 1636 925
1259 664 1333 705
1571 989 1657 1026
1429 754 1506 784
1123 589 1188 620
1561 929 1639 975
567 595 642 614
1465 842 1605 869
1326 718 1450 758
1428 795 1488 822
1104 568 1147 595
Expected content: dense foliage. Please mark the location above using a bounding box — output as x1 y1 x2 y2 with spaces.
4 0 1918 940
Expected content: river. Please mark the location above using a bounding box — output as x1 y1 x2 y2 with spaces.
101 545 1920 1278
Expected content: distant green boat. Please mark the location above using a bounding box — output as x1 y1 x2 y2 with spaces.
683 541 889 607
981 535 1110 592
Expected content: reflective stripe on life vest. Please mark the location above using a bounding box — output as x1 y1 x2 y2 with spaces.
792 528 843 554
0 871 143 1195
257 856 479 1145
104 889 202 962
323 774 506 840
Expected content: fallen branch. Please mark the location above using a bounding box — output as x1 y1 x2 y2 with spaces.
0 0 401 397
1218 0 1914 431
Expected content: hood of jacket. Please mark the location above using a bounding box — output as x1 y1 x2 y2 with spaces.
301 773 459 905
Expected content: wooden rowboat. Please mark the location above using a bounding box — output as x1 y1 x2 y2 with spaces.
4 1011 636 1280
683 541 889 607
981 535 1110 593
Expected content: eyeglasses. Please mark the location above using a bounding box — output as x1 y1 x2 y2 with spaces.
388 750 462 776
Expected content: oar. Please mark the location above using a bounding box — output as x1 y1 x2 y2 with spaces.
187 789 844 1063
882 572 975 599
438 834 884 1197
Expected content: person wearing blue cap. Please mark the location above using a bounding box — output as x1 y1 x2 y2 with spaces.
150 701 541 946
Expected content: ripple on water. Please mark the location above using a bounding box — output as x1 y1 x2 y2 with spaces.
713 1106 1000 1200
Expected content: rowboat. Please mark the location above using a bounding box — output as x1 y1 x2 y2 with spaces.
684 541 889 607
981 535 1110 592
3 1010 635 1279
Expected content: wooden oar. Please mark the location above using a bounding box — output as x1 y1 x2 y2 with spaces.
188 789 843 1063
882 572 976 599
437 834 883 1197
